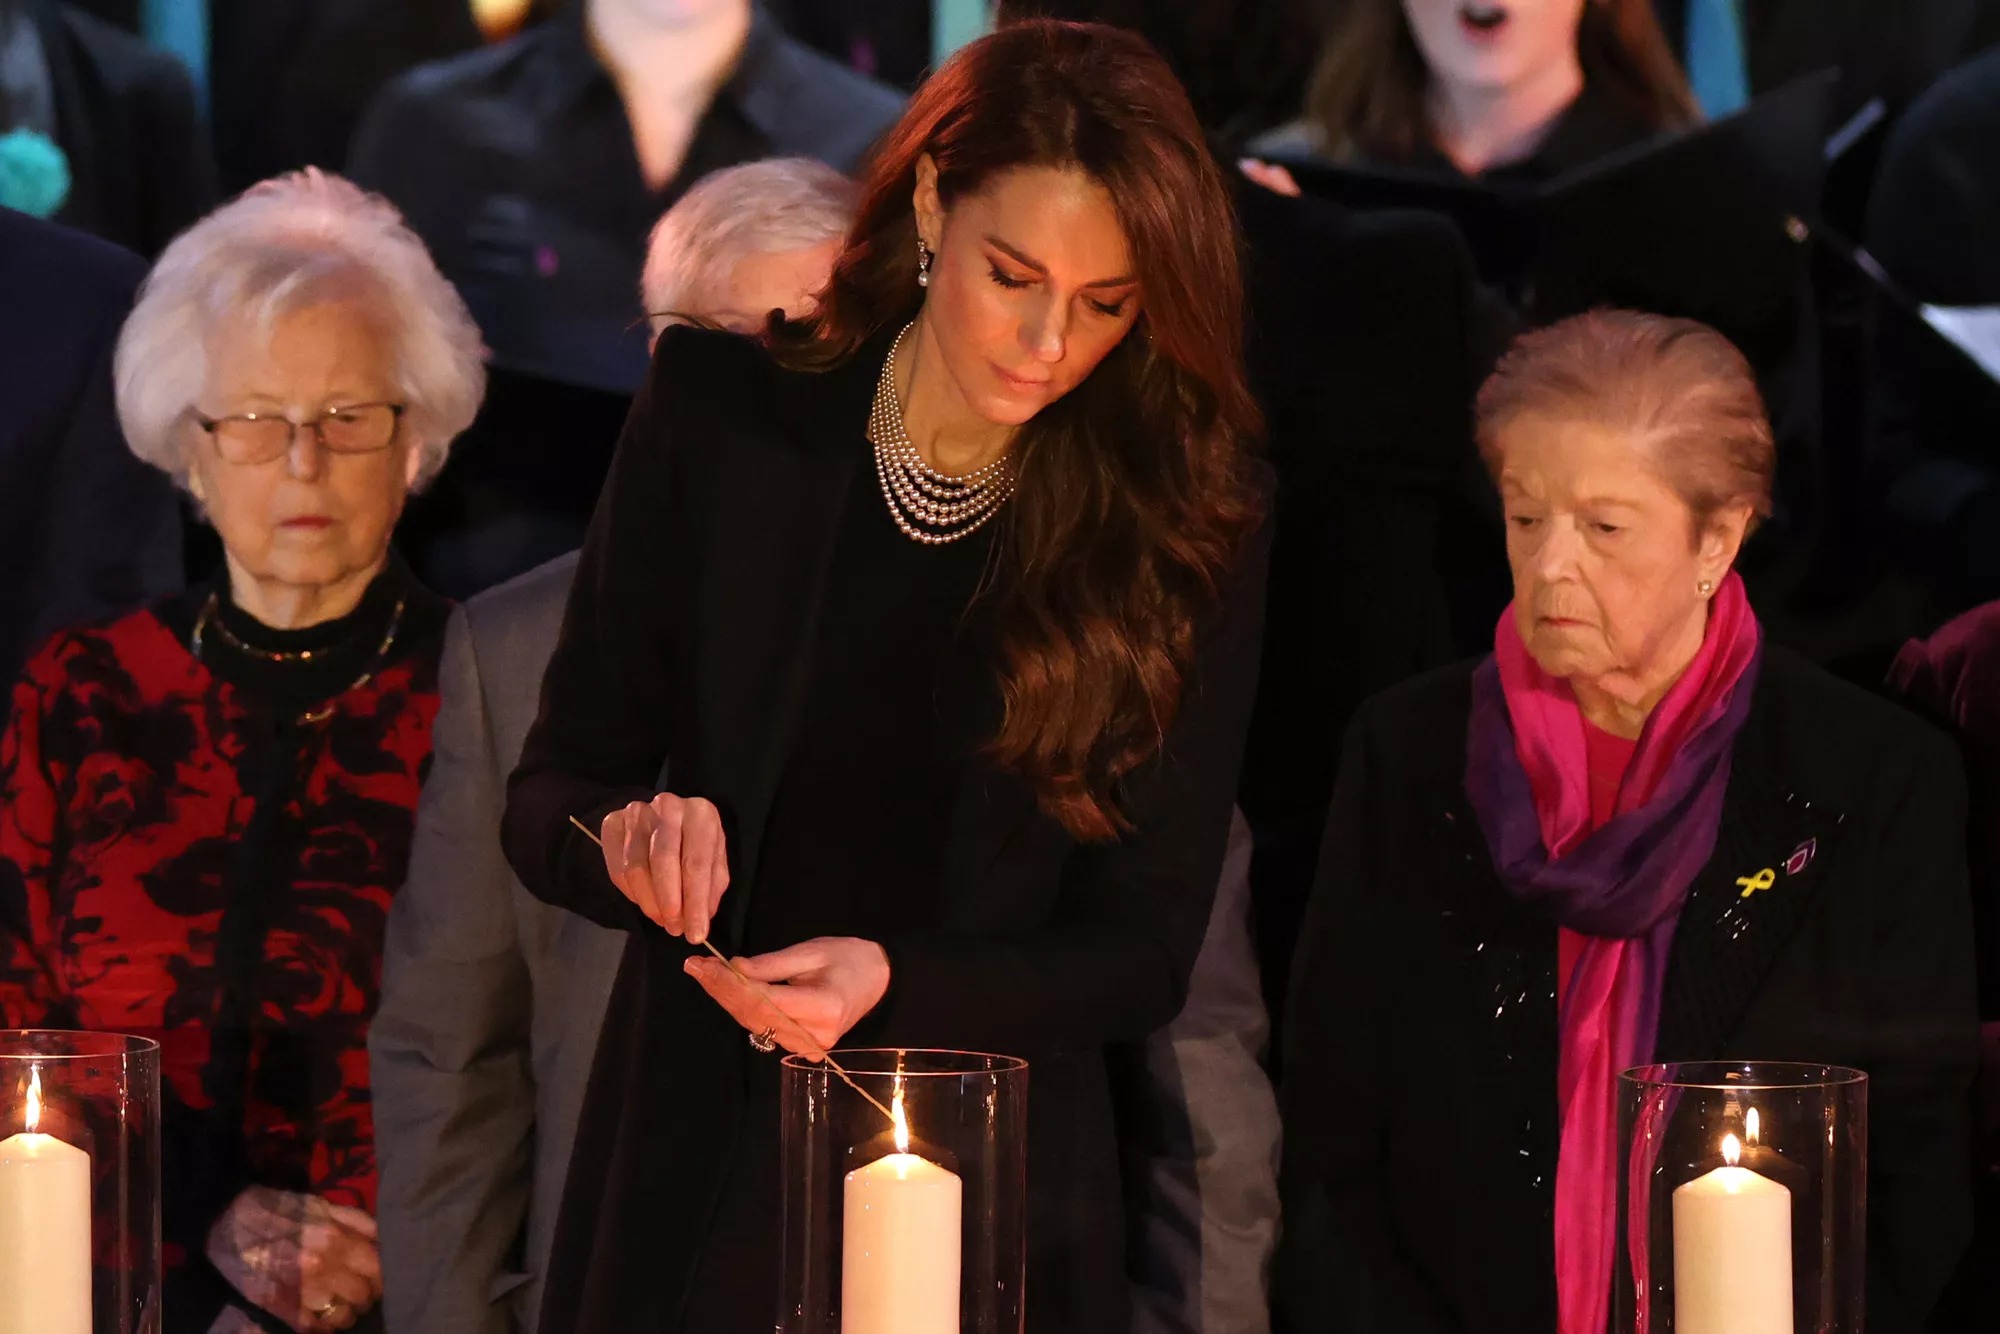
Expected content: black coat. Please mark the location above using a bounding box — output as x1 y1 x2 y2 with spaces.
0 207 181 680
29 0 216 256
501 328 1272 1334
1277 648 1979 1334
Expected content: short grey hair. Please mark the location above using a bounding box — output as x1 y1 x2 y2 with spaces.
641 158 857 319
115 169 486 492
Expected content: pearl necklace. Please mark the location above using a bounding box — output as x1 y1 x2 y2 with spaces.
868 323 1016 546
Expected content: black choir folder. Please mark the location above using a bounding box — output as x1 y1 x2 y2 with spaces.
1271 71 1837 350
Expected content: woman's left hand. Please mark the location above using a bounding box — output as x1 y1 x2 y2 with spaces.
685 937 891 1055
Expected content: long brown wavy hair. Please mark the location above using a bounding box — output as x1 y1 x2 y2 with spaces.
1304 0 1697 163
770 19 1262 842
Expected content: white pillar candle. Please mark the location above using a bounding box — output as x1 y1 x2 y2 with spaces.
1673 1132 1792 1334
0 1069 92 1334
842 1093 962 1334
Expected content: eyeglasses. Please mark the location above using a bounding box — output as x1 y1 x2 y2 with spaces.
194 402 406 466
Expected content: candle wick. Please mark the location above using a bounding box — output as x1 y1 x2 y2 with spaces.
569 814 898 1128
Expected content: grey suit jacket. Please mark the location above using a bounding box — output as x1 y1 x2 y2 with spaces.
1126 808 1281 1334
372 550 624 1334
370 551 1279 1334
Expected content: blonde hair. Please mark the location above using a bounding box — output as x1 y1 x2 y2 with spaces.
115 169 486 493
1476 309 1775 532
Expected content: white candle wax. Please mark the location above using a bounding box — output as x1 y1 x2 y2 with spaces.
842 1097 961 1334
0 1072 92 1334
1672 1134 1792 1334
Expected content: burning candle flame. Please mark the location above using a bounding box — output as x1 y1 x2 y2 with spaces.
1745 1107 1760 1146
892 1086 910 1155
1722 1132 1742 1167
25 1067 41 1134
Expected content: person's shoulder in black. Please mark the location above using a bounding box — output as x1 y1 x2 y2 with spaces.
729 8 906 169
37 0 218 255
1867 43 2000 306
343 22 553 199
0 206 182 682
639 322 875 466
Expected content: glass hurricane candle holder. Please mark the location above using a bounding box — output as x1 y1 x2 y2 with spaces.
780 1049 1028 1334
1617 1061 1867 1334
0 1031 161 1334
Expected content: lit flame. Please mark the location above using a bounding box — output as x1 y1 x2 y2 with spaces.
25 1067 41 1134
891 1085 910 1155
1722 1132 1742 1167
1745 1107 1760 1146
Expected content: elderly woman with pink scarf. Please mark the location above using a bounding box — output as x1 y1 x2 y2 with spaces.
1274 309 1979 1334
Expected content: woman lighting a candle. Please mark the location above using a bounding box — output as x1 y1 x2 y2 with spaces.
501 20 1268 1334
1277 310 1978 1333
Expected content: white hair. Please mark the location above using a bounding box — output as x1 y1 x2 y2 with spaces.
114 169 486 493
641 158 858 320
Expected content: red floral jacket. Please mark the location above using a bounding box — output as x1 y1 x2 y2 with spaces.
0 598 443 1219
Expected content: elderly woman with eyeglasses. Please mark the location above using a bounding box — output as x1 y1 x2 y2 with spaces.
0 171 483 1334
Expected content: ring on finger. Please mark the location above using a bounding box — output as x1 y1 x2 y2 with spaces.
311 1297 345 1319
749 1026 778 1053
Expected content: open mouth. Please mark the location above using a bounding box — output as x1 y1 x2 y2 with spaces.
1459 2 1509 35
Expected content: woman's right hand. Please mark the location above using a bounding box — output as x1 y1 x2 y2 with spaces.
600 793 730 944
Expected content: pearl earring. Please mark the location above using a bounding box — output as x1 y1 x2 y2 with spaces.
1698 579 1715 596
916 239 932 288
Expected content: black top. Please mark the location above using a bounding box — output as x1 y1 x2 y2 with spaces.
1275 647 1979 1334
1397 78 1661 185
500 327 1272 1334
347 4 904 394
749 475 996 951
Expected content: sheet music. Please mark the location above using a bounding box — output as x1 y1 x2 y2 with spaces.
1922 305 2000 385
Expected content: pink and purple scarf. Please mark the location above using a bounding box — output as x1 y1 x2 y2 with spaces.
1464 573 1761 1334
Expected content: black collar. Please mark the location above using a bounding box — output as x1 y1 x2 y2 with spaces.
533 3 792 136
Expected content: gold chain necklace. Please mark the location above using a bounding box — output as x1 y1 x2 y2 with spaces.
191 593 407 724
868 323 1016 546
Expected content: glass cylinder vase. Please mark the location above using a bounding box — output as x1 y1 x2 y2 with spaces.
780 1049 1028 1334
0 1031 161 1334
1617 1061 1867 1334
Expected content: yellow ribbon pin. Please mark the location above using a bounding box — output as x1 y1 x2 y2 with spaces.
1736 868 1777 899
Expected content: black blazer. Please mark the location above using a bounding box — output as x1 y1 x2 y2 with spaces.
0 207 181 680
1276 648 1979 1334
501 327 1272 1333
30 0 217 256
